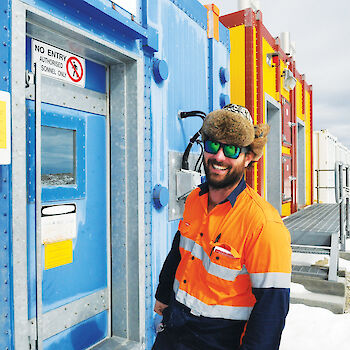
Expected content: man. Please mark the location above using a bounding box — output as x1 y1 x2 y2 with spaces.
153 104 292 350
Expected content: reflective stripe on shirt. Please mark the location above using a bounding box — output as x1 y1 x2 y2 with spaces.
179 234 248 282
249 272 291 288
173 278 253 320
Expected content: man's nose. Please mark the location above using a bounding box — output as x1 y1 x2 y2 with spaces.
213 147 226 162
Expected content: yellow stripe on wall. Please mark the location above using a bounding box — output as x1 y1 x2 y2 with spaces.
282 202 291 217
304 90 312 205
282 146 291 155
0 101 6 149
262 39 276 98
229 25 246 106
45 240 73 270
296 80 304 121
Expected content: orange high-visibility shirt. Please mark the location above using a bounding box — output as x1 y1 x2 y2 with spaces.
173 179 291 320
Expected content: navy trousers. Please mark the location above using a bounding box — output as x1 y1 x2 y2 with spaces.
152 299 245 350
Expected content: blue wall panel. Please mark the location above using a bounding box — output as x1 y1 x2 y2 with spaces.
0 0 13 349
148 2 230 349
160 0 208 153
21 0 142 54
211 38 231 110
43 311 107 349
143 54 154 350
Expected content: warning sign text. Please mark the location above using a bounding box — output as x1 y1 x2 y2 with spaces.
32 39 85 87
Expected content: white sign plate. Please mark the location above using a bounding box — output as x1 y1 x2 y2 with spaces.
0 91 11 165
32 39 86 87
41 204 77 244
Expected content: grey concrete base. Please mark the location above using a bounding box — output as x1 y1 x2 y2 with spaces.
340 251 350 261
91 336 142 350
291 290 345 314
292 275 346 296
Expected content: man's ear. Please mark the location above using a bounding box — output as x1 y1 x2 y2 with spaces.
244 151 254 168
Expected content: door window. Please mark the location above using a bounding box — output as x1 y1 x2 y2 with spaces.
26 100 86 202
41 126 76 186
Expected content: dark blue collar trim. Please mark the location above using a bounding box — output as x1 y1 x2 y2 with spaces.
198 182 209 196
198 177 246 207
224 177 246 207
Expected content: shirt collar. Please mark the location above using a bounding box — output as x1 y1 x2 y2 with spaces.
198 177 246 208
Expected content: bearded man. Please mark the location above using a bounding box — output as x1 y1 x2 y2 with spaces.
153 104 291 350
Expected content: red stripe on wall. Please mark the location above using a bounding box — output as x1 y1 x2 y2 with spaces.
244 9 255 188
310 87 314 203
290 59 298 213
256 11 264 196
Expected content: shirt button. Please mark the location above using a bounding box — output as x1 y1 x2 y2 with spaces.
200 233 203 237
183 280 187 283
191 256 195 260
216 256 220 260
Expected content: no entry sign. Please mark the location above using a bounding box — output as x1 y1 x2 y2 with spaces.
32 39 86 87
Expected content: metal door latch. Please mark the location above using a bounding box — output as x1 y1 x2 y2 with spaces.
25 70 34 87
289 176 297 181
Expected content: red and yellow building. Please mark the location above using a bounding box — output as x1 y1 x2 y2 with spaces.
219 8 313 216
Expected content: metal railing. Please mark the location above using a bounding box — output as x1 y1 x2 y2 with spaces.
315 162 350 251
334 162 350 250
315 168 336 204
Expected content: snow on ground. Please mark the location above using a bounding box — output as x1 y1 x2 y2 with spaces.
279 251 350 349
281 299 350 350
292 253 350 271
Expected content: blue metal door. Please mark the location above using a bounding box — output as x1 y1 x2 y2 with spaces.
26 37 108 349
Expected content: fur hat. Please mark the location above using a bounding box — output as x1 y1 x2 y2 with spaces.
201 104 270 161
251 123 270 161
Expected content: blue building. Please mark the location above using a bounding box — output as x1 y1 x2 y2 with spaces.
0 0 230 348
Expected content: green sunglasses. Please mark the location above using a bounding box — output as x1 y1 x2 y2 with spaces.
204 140 247 159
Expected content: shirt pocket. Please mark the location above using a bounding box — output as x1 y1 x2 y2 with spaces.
205 245 243 286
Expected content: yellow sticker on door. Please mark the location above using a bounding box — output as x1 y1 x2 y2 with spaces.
44 240 73 270
0 101 6 149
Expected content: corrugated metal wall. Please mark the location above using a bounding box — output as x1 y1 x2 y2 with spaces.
0 0 13 348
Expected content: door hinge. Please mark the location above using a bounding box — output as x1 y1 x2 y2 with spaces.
29 339 38 350
28 318 37 349
26 70 34 88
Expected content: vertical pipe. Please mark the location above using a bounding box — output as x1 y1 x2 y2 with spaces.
275 39 281 102
290 59 297 213
346 166 349 249
310 87 314 204
208 39 214 112
34 62 43 349
335 162 340 204
106 66 111 339
339 163 345 250
244 9 255 188
316 170 319 203
255 11 264 196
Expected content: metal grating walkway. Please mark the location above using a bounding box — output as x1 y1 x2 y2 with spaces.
284 203 339 246
292 265 328 279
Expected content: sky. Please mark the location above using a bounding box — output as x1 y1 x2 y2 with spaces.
198 0 350 149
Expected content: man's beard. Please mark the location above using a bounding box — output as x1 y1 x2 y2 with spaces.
203 158 245 189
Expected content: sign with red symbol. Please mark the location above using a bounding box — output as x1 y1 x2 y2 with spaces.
66 57 84 83
32 39 86 87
